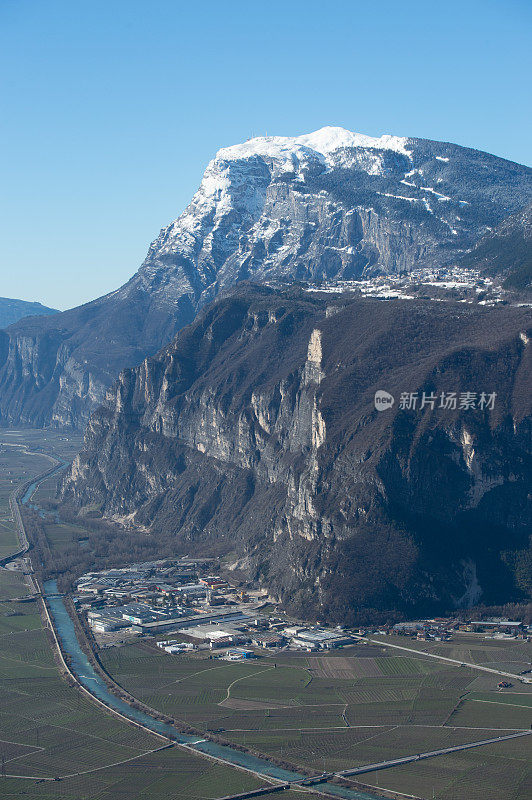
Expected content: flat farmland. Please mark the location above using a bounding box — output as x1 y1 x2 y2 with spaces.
448 696 532 730
29 471 62 505
347 735 532 800
0 432 279 800
0 749 273 800
0 567 32 600
43 520 92 554
224 724 513 773
0 569 274 799
102 636 532 799
0 441 50 559
0 429 84 560
372 633 532 676
308 655 382 678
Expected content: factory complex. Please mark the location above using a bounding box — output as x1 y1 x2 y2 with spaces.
74 558 354 656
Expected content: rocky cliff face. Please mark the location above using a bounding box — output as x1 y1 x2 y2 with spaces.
62 287 532 622
1 127 531 429
0 290 194 428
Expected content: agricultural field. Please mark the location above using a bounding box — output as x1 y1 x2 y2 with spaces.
2 429 531 799
101 639 532 800
0 558 275 799
347 735 532 800
371 632 532 674
0 431 279 800
0 439 49 560
29 470 96 560
42 519 92 554
0 429 85 560
0 429 83 461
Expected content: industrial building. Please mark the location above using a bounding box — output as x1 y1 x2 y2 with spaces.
291 629 352 650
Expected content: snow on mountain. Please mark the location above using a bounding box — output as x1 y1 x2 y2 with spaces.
159 127 413 267
215 126 412 167
1 127 531 429
133 126 530 310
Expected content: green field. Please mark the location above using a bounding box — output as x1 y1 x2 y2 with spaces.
371 633 532 674
0 441 49 559
43 520 92 553
0 567 276 799
347 735 532 800
0 429 87 560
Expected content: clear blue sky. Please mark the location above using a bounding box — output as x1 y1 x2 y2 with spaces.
1 0 531 310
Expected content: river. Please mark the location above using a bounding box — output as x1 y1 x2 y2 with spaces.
22 460 385 798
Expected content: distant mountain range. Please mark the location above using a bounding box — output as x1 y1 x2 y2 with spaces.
62 285 532 622
0 297 57 329
0 127 531 429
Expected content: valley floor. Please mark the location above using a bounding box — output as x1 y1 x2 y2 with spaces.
0 431 281 800
0 429 530 800
99 637 532 800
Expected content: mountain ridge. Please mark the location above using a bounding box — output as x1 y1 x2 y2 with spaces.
0 297 58 330
1 127 531 429
460 202 532 290
61 285 532 622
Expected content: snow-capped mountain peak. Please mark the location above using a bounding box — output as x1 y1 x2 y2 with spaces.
1 128 530 431
135 126 531 303
294 126 412 159
152 127 414 276
213 126 412 168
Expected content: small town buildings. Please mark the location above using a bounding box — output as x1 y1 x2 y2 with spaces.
200 576 228 590
87 609 131 633
226 648 255 660
156 640 196 653
283 626 305 636
393 621 425 633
